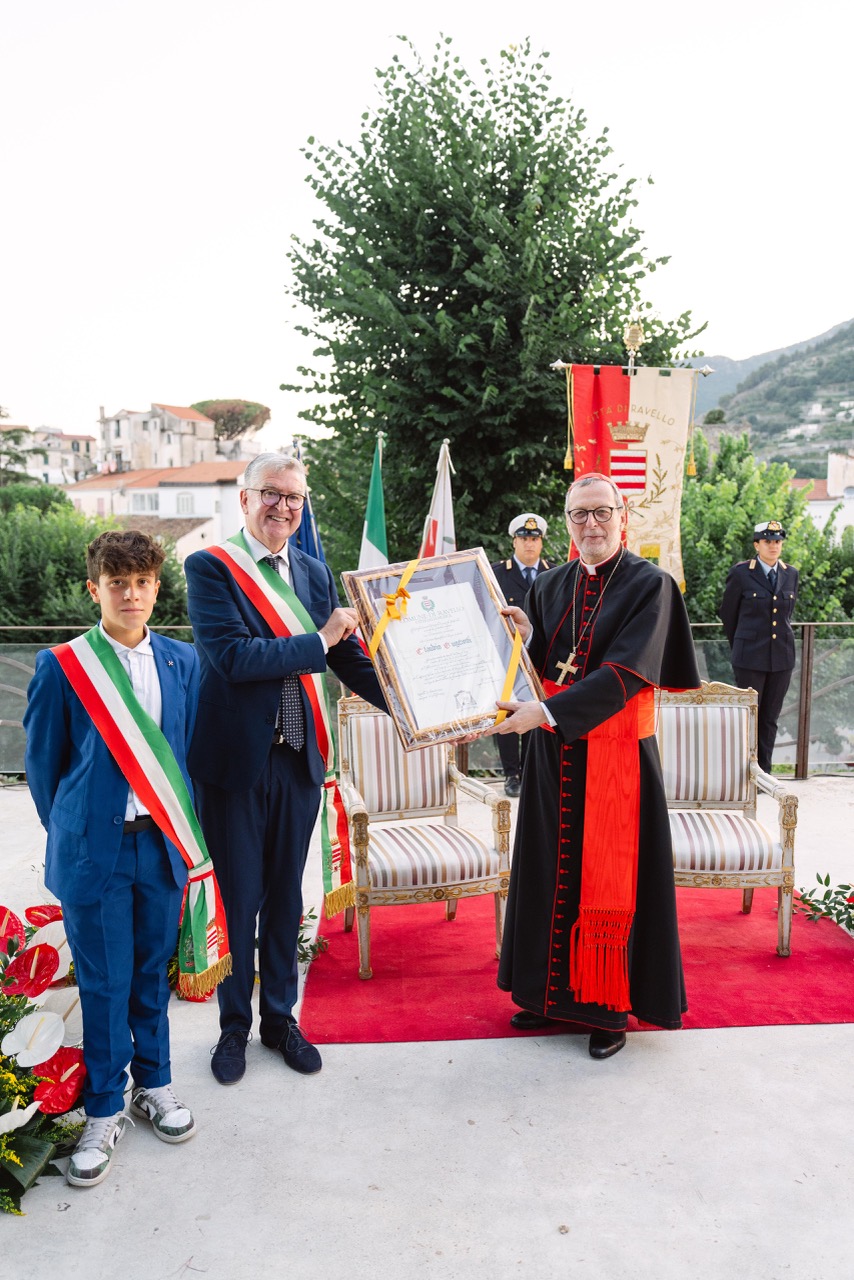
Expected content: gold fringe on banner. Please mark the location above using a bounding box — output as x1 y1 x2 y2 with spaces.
325 880 356 919
686 369 699 477
564 367 574 470
178 952 232 999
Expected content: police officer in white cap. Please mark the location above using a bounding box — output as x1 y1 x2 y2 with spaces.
718 520 799 773
491 513 551 796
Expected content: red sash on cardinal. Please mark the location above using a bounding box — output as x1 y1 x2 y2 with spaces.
541 679 655 1011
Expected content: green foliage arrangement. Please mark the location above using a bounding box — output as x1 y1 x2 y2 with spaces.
0 484 71 516
796 874 854 934
285 36 702 578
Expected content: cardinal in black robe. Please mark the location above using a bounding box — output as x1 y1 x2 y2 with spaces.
486 475 700 1054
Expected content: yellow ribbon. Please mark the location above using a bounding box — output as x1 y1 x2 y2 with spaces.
368 559 420 657
493 627 524 725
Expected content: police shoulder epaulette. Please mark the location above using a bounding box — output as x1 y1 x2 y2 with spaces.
541 559 550 570
779 559 788 569
505 559 512 570
748 559 756 569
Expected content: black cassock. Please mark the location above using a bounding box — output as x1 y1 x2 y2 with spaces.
498 550 700 1031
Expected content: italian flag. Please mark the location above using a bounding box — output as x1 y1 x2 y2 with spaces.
419 438 456 558
358 434 389 569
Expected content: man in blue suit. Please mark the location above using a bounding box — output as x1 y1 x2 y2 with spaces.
185 452 386 1085
25 530 200 1187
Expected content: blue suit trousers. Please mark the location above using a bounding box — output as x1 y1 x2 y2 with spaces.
61 827 182 1117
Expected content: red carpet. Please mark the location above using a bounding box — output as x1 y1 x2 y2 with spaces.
299 889 854 1044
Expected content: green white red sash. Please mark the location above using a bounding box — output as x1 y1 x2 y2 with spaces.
207 533 355 917
51 628 232 997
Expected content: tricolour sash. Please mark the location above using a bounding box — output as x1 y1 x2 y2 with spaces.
541 680 656 1012
207 533 354 917
51 628 231 997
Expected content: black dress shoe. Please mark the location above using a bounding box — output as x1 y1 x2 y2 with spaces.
510 1009 555 1030
504 774 522 798
210 1030 251 1084
588 1030 627 1060
261 1018 322 1075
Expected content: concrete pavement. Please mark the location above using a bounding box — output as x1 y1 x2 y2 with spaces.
2 777 852 1279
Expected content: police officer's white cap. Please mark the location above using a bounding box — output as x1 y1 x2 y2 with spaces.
509 513 547 538
754 520 786 540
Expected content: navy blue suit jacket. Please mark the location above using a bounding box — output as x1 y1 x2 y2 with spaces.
718 559 799 672
24 633 199 906
184 541 385 792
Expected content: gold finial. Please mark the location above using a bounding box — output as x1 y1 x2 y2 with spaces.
624 320 645 374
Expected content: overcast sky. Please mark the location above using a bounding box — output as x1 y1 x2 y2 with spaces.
2 0 852 445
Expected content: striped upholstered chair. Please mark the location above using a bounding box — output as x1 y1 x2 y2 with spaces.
656 681 798 956
337 697 512 979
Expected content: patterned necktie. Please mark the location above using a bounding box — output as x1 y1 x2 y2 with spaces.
262 555 306 751
768 567 778 593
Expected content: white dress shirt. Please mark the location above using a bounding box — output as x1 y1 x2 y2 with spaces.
99 622 162 820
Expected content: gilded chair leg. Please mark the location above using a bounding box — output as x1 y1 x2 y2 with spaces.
777 884 793 957
343 905 355 933
494 889 506 960
356 905 373 980
741 888 755 915
445 899 458 922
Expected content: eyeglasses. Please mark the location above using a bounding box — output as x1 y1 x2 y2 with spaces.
246 488 306 510
565 506 621 526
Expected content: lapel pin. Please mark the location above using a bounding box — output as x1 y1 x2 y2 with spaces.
167 659 174 667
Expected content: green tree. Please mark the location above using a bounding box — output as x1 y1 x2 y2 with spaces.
191 399 270 441
0 426 39 487
0 483 71 516
0 505 189 634
703 408 726 425
285 37 703 576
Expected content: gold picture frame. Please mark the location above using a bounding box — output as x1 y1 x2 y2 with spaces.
342 548 544 751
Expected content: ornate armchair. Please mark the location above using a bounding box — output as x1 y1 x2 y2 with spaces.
337 697 512 979
656 681 798 956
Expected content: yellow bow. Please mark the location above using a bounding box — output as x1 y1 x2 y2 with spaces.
369 560 420 657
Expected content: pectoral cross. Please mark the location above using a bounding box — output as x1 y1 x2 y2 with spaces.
554 652 578 685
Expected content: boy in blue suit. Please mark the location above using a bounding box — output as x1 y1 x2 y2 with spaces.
24 531 200 1187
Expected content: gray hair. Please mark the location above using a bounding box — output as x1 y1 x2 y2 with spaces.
243 452 307 490
566 472 624 510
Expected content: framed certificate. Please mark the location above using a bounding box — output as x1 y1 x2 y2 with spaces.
342 548 544 751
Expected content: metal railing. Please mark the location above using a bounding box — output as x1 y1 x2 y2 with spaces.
3 623 854 778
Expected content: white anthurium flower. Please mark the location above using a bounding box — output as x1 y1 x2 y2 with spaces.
28 921 72 979
1 1009 64 1067
38 989 84 1046
0 1098 43 1134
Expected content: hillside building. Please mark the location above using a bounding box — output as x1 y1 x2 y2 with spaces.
63 460 245 560
99 404 217 472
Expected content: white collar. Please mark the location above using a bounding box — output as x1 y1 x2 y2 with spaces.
98 620 153 655
243 527 290 568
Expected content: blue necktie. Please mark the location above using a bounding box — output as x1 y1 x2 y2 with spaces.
768 568 778 593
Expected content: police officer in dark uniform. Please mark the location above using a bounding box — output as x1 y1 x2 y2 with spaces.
718 520 799 773
491 513 551 796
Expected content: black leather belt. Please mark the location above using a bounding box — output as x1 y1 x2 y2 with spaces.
123 814 156 833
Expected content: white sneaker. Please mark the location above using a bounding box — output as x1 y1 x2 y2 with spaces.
130 1084 197 1144
67 1112 131 1187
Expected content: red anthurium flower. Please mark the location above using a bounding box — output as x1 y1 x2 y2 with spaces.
24 904 63 927
3 944 61 997
0 906 26 956
33 1046 86 1114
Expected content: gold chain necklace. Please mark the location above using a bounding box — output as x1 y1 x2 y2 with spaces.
553 548 625 685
